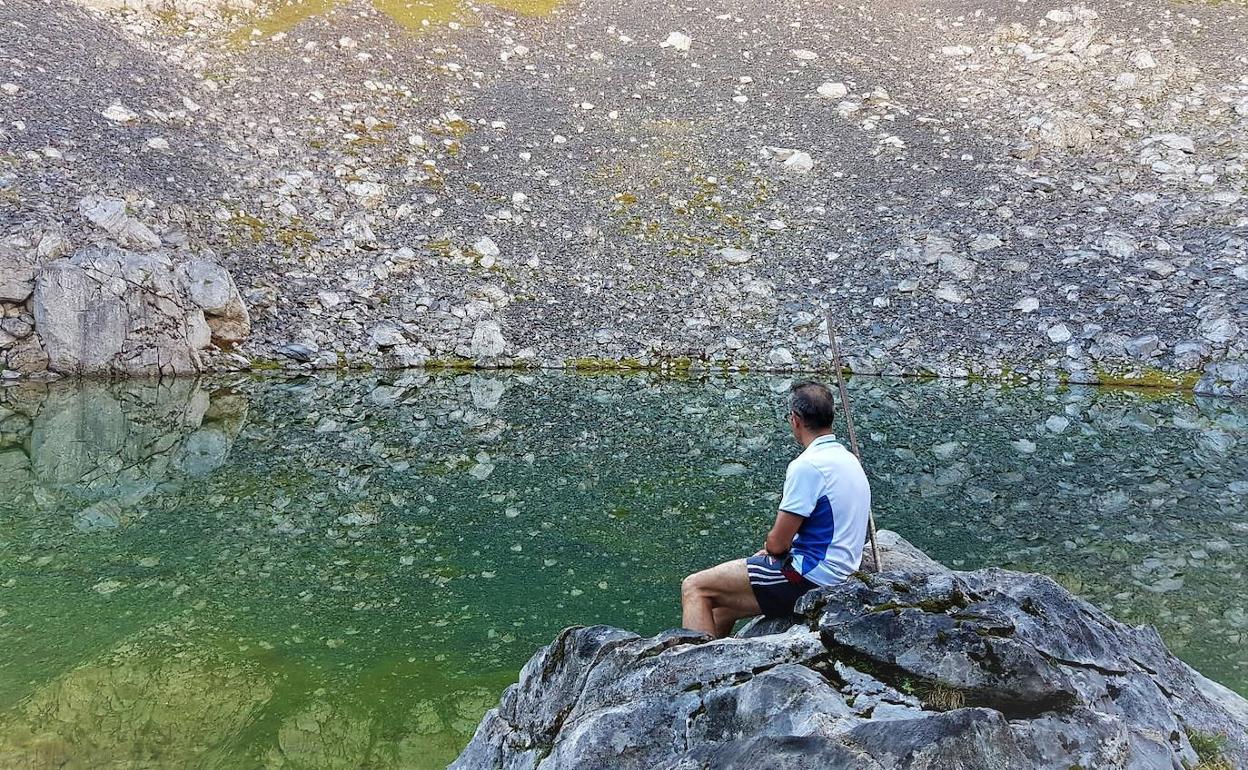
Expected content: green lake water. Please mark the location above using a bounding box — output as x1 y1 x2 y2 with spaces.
0 372 1245 768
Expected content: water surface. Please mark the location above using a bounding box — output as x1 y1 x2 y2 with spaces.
0 373 1245 768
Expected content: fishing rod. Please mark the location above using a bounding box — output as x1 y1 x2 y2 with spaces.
825 310 882 573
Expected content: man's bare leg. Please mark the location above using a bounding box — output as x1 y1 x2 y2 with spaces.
681 558 762 638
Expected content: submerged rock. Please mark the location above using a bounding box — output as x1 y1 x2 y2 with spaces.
453 535 1248 769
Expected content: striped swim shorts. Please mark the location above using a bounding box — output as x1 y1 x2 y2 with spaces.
746 554 819 617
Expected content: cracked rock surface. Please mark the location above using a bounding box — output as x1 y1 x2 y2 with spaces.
25 244 249 376
454 541 1248 769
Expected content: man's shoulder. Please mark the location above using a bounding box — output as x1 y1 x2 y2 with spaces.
803 441 866 476
785 454 818 474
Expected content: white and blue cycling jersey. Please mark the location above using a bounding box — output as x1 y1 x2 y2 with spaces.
778 434 871 586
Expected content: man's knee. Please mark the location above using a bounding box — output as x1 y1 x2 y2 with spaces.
681 571 705 600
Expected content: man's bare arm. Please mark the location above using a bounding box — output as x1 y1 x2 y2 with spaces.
762 510 805 557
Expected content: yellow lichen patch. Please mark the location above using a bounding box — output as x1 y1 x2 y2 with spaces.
276 220 318 248
488 0 562 13
229 0 338 44
370 0 462 31
229 0 563 45
1092 366 1202 398
228 211 268 244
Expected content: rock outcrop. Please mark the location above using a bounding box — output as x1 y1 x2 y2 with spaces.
31 245 248 377
454 535 1248 769
0 216 250 377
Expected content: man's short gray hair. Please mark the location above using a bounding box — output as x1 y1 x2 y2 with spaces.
790 381 836 430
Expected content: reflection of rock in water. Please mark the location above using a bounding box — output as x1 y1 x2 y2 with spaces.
264 689 503 770
0 379 247 528
0 628 273 770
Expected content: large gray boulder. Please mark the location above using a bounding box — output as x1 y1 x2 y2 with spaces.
454 564 1248 769
0 234 40 302
179 258 251 346
1195 361 1248 398
30 245 248 376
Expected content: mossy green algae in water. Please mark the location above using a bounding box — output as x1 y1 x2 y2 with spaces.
0 373 1245 767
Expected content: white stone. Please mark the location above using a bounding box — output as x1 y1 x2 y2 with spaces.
182 259 236 315
1199 317 1239 344
1045 9 1076 22
370 323 406 348
1014 297 1040 313
768 347 796 366
1011 438 1037 454
345 181 386 204
101 102 138 123
660 32 692 51
1131 50 1157 69
1047 324 1072 343
970 233 1002 252
473 236 500 258
791 49 819 60
941 45 974 58
1154 134 1195 153
0 237 38 302
817 82 849 99
79 195 162 251
764 147 814 174
719 247 752 265
1045 415 1070 433
471 320 506 358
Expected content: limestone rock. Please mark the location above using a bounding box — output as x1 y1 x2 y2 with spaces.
79 196 162 252
5 335 48 374
455 562 1248 769
1195 361 1248 397
177 258 250 345
0 236 38 302
31 246 247 376
858 529 949 575
817 82 849 99
660 31 692 51
768 347 796 367
470 320 506 359
204 299 250 345
718 247 752 265
180 258 236 316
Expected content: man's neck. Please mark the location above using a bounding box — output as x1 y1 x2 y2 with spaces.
799 429 835 448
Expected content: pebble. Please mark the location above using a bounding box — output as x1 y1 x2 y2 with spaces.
817 82 849 99
101 102 138 122
660 32 692 51
1047 325 1072 343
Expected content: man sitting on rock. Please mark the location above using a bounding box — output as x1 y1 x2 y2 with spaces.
680 381 872 637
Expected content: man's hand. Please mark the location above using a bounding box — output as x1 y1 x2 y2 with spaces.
764 510 805 559
754 547 768 557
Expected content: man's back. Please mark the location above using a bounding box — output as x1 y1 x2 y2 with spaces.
779 434 871 586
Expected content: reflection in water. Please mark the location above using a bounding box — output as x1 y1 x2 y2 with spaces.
0 373 1245 768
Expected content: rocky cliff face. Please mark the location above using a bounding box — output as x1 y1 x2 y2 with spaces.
1 198 249 378
3 0 1245 390
454 542 1248 769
